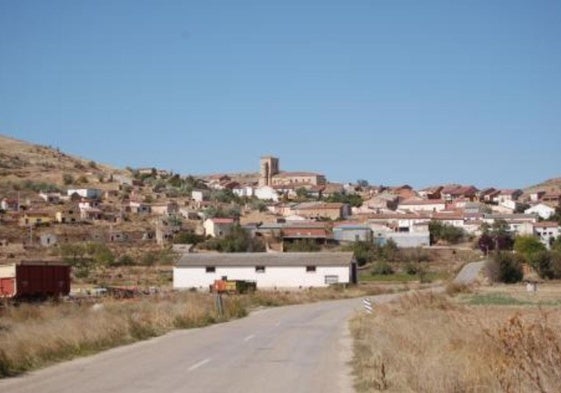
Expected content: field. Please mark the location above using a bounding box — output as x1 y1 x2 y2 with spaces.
351 284 561 393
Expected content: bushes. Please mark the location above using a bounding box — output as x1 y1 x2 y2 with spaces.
485 252 524 283
429 221 466 245
372 261 394 275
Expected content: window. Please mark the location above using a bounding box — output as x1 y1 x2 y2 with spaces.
205 266 215 273
324 275 339 284
306 266 316 273
255 266 265 273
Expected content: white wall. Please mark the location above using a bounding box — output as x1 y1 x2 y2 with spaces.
173 265 350 290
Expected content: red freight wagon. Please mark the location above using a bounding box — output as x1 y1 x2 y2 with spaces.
0 261 70 299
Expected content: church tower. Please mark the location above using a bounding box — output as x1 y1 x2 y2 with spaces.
259 156 279 186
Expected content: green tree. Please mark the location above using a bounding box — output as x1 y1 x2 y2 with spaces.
295 187 310 201
485 252 524 283
513 235 546 260
429 221 466 245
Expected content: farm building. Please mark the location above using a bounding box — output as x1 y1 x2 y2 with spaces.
173 252 356 291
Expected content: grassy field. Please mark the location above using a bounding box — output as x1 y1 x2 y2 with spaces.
0 284 392 378
351 288 561 393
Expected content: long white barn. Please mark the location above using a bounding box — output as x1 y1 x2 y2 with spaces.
173 252 356 291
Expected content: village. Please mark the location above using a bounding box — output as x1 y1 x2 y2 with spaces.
1 136 560 295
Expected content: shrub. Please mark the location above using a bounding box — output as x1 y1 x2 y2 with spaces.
63 173 74 185
372 261 394 275
514 235 546 259
284 239 321 252
485 252 524 283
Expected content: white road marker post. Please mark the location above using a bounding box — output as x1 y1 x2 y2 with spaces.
363 298 373 314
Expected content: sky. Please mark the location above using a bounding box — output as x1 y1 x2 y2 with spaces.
1 0 560 189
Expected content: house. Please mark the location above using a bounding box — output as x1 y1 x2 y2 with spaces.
533 222 560 248
362 193 399 210
128 201 152 214
191 189 210 203
151 201 179 216
1 198 19 211
482 214 537 235
333 223 373 243
281 222 330 244
67 188 102 200
19 212 52 227
397 199 447 213
80 208 104 221
530 191 546 202
292 202 351 220
38 192 62 204
203 218 235 238
478 188 499 203
173 252 356 290
254 186 280 202
418 186 443 200
232 185 255 198
525 203 556 220
441 185 478 202
56 207 80 223
496 189 523 204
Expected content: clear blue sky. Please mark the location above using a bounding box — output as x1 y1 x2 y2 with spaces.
1 0 560 189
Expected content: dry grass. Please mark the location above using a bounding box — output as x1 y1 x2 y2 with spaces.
350 292 561 393
0 284 394 378
0 292 245 377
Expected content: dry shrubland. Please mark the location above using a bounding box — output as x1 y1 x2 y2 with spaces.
351 292 561 393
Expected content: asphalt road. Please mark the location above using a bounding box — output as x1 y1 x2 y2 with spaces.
0 295 399 393
454 261 486 285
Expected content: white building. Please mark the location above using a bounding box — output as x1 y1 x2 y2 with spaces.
533 222 560 248
254 186 280 202
525 203 556 220
67 188 102 199
397 199 447 213
173 252 356 291
203 218 235 238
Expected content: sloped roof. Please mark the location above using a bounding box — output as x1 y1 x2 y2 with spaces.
176 252 354 267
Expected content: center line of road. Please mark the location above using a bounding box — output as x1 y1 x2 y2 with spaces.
188 358 211 372
244 334 255 342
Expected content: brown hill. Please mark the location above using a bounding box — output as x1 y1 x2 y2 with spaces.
0 134 126 197
523 177 561 196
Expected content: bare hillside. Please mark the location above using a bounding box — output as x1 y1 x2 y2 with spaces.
0 134 125 196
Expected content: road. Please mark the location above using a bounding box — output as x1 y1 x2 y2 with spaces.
454 260 486 285
0 294 400 393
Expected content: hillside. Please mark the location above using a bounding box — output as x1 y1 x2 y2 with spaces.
0 134 126 197
523 177 561 195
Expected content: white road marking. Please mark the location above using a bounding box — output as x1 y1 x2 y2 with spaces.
188 358 211 372
244 334 255 342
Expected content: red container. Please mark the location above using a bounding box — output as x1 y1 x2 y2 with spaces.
15 262 71 298
0 277 15 297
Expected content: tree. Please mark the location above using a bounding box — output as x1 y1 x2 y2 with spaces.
356 179 369 188
429 221 465 245
513 235 546 260
478 220 514 254
324 192 363 208
295 187 310 201
485 252 523 283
